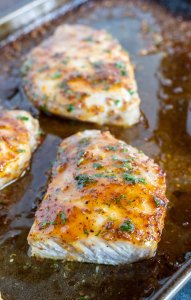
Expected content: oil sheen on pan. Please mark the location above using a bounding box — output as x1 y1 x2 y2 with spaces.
0 0 191 300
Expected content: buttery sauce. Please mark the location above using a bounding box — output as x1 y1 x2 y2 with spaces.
0 1 191 299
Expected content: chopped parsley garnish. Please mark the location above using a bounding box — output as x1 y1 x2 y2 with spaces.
92 163 103 169
105 174 116 179
94 173 115 179
84 229 89 235
83 36 93 42
77 157 84 166
122 148 128 153
41 221 48 228
59 81 68 90
67 104 75 112
38 65 49 72
103 82 110 91
112 156 131 165
21 61 32 75
115 99 120 106
95 230 101 237
76 150 85 165
37 129 43 136
49 220 57 225
94 173 103 178
123 173 146 184
92 61 102 68
40 219 57 228
51 72 62 79
129 90 135 95
115 61 128 76
79 137 91 145
17 149 26 153
120 219 135 232
60 211 66 224
114 194 126 203
121 69 127 76
75 174 96 188
112 156 119 161
154 196 165 207
123 162 132 170
61 58 69 65
40 105 49 113
16 116 29 121
105 145 117 151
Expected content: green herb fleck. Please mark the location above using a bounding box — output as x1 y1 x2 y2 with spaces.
17 149 26 153
49 220 57 225
79 137 91 146
37 129 43 136
84 229 89 235
112 156 119 161
105 146 117 151
59 81 68 90
95 230 101 237
78 296 88 300
41 221 48 228
123 173 146 184
104 83 110 91
120 219 135 232
77 157 84 166
40 219 56 228
75 174 96 188
16 115 29 121
61 58 69 65
114 194 126 203
92 163 103 170
67 104 75 112
40 105 49 113
105 174 116 179
129 90 135 95
83 36 93 42
94 173 103 178
121 69 127 76
21 61 32 75
38 65 49 72
60 211 67 224
154 196 165 207
76 150 85 166
92 61 102 68
123 162 132 170
115 61 128 76
51 72 62 79
115 99 120 106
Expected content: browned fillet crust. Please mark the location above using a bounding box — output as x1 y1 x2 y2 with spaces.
29 130 168 248
22 24 141 126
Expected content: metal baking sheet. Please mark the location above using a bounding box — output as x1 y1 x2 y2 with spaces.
0 0 191 299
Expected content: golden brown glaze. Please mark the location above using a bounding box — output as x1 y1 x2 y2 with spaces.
22 24 141 126
28 130 168 263
0 109 40 189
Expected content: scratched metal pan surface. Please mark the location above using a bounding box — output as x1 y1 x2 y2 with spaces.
0 0 191 299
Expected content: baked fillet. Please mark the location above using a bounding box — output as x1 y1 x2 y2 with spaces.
0 109 40 189
28 130 168 265
22 24 141 126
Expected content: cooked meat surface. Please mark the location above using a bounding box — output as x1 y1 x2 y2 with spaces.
28 130 168 265
22 24 141 126
0 109 40 189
